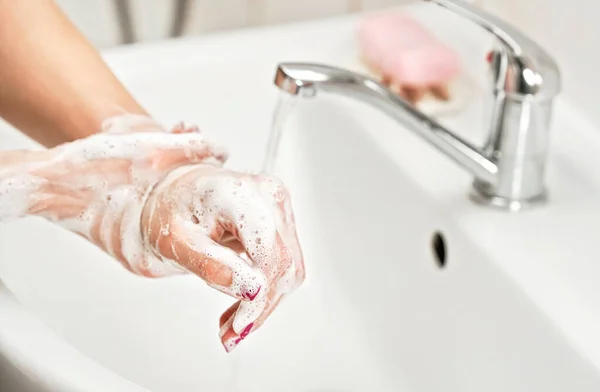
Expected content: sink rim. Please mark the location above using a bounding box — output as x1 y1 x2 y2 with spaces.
0 283 149 392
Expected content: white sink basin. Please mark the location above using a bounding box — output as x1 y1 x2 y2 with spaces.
3 4 600 392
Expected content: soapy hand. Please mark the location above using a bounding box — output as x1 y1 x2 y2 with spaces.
0 114 228 275
142 164 306 352
0 114 305 352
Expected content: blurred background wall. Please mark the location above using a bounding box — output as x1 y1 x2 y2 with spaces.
55 0 413 48
55 0 597 127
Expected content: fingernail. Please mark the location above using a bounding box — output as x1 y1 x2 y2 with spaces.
223 323 253 352
223 337 242 353
240 323 253 339
243 286 261 301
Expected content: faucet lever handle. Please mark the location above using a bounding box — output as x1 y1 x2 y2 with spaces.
425 0 560 98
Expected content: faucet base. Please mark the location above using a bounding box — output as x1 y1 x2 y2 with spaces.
469 184 548 212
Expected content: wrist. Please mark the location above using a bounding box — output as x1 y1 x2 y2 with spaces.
0 149 52 169
0 151 48 221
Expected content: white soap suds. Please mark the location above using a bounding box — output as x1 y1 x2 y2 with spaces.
143 164 268 303
0 113 305 344
142 164 303 334
0 114 222 278
0 173 46 221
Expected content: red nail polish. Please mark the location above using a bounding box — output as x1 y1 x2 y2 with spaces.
240 323 254 339
244 286 261 301
486 51 494 63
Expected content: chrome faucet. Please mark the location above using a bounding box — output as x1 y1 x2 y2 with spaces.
273 0 561 211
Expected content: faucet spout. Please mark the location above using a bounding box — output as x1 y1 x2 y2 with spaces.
274 62 498 185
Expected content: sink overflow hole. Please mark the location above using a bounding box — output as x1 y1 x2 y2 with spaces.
431 231 447 269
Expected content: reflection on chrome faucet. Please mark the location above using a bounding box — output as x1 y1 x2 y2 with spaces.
273 0 560 212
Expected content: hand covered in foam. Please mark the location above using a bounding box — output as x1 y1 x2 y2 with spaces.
0 114 228 277
142 164 305 352
0 114 305 352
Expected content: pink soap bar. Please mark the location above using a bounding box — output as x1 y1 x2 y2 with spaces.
357 12 461 85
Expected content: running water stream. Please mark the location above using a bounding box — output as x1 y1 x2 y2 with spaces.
262 94 300 174
227 92 300 392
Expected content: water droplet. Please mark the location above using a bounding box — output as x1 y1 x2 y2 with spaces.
160 228 170 236
255 238 262 245
191 215 200 224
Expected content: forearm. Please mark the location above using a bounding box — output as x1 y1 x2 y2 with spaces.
0 0 147 147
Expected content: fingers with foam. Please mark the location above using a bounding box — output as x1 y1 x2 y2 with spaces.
166 216 265 302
